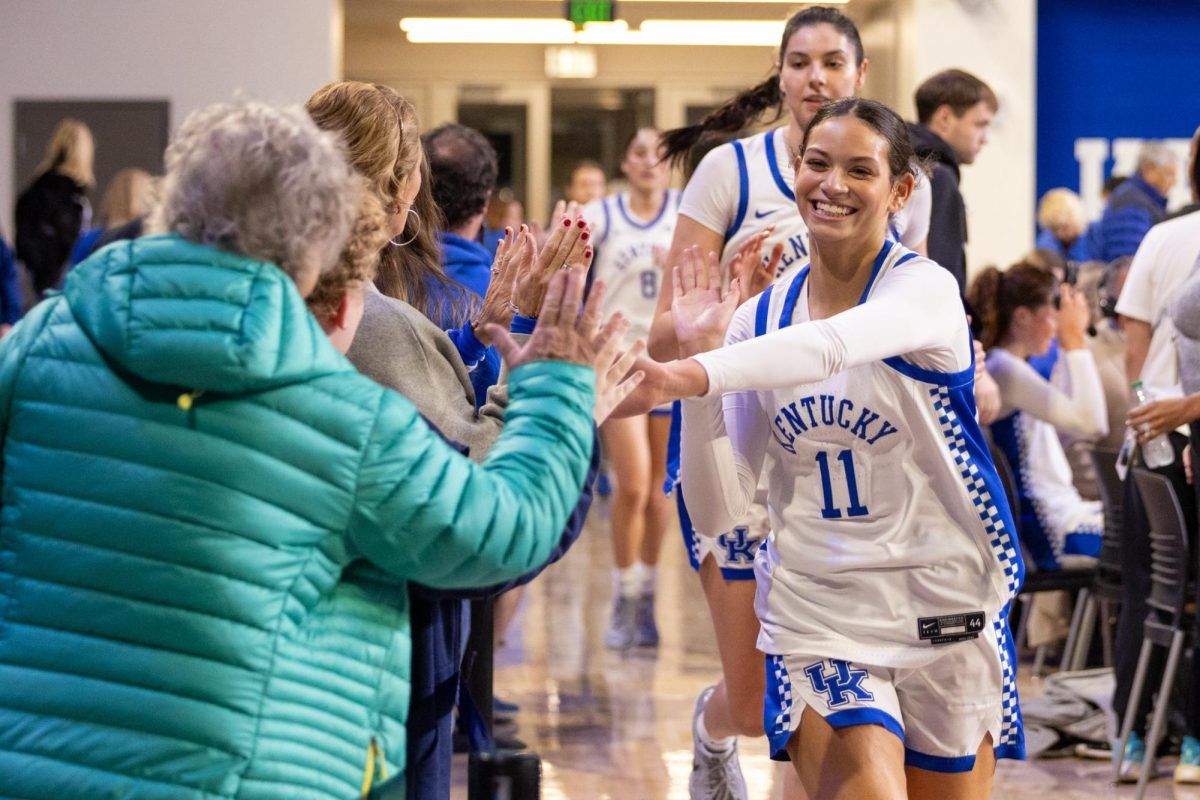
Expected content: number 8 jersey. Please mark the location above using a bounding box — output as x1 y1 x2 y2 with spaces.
583 190 681 345
680 241 1025 670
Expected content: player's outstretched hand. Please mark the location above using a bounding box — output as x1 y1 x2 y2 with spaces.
671 246 740 358
728 228 781 304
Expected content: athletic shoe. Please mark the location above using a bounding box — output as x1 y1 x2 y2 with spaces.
493 696 520 723
689 686 747 800
1118 731 1146 783
1176 735 1200 783
634 593 660 648
605 595 637 650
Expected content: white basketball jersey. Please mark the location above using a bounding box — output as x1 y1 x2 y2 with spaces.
747 242 1023 669
721 129 811 278
586 190 681 345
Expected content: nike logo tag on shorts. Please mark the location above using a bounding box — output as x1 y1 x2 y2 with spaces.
754 208 781 219
917 612 985 645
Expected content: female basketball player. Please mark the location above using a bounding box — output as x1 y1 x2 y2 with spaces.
632 97 1022 800
648 7 930 796
582 128 680 649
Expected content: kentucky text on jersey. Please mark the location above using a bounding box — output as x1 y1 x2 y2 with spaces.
770 393 901 455
775 232 809 277
612 240 660 273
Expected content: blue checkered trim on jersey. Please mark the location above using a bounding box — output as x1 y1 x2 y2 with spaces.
929 387 1021 597
929 385 1025 758
765 654 797 759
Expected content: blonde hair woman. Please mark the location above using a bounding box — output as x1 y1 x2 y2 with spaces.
1036 187 1089 262
15 118 96 295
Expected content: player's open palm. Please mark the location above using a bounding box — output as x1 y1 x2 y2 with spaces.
672 246 740 358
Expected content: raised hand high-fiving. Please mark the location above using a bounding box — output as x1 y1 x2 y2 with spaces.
671 246 741 358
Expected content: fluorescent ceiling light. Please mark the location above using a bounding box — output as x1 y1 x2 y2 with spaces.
400 18 785 46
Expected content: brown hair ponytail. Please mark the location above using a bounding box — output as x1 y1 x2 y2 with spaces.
967 263 1058 351
661 77 782 168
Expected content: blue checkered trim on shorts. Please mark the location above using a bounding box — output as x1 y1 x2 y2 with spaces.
764 654 796 759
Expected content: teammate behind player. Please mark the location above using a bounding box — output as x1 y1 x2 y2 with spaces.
627 96 1022 800
583 128 680 649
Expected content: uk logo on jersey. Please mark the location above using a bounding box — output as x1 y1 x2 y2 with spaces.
803 659 874 708
718 527 760 564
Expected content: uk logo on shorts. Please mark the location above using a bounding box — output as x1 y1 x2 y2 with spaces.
804 659 874 708
719 527 759 564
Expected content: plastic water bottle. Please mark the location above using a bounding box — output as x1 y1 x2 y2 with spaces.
1132 381 1175 468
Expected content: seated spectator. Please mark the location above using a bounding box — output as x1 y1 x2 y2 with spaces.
0 98 602 799
1036 188 1090 263
1091 142 1177 262
969 262 1108 570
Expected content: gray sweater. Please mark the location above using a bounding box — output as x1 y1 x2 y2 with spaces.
1173 257 1200 397
347 284 509 461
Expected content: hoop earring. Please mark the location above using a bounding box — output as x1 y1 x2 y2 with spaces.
390 208 421 247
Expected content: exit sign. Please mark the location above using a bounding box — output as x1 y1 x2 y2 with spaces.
565 0 616 27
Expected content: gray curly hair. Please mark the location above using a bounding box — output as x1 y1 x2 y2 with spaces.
153 99 359 288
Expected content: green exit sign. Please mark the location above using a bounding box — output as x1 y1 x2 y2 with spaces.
565 0 616 27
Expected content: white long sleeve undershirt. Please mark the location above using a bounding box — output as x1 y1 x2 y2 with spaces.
681 258 970 535
987 347 1109 440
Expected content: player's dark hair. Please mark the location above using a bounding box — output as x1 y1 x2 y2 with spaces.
1190 127 1200 199
801 98 918 182
660 6 864 167
967 263 1058 351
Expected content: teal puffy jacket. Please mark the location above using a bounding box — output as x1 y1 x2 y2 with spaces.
0 235 595 799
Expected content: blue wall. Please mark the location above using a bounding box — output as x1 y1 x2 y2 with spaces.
1037 0 1200 200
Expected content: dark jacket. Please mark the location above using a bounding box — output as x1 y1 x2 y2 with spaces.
404 429 600 800
14 171 88 295
1091 173 1169 262
908 123 967 294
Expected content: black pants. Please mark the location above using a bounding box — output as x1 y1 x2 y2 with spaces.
1112 432 1199 734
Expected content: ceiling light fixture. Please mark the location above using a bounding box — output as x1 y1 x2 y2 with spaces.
399 17 786 46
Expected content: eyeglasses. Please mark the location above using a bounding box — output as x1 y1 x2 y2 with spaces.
390 208 421 248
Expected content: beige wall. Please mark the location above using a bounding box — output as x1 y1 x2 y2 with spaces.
1 0 342 233
898 0 1037 276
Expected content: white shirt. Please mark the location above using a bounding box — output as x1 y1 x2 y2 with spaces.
680 242 1017 667
1115 211 1200 398
678 127 932 278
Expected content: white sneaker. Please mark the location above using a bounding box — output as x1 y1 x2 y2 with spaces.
689 686 748 800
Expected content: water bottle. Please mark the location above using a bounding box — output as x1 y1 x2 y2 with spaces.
1132 381 1175 468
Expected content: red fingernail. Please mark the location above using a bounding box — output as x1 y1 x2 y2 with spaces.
585 246 593 258
576 219 586 228
562 218 571 227
581 231 590 241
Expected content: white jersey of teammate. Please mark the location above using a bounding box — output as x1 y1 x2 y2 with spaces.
679 241 1024 758
584 189 681 345
679 127 932 279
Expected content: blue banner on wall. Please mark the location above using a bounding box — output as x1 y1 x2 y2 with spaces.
1037 0 1200 220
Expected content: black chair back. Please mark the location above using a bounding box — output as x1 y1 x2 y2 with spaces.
1133 468 1190 620
986 435 1022 531
1089 448 1124 590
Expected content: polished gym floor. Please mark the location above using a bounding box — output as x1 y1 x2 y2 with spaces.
451 494 1193 799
